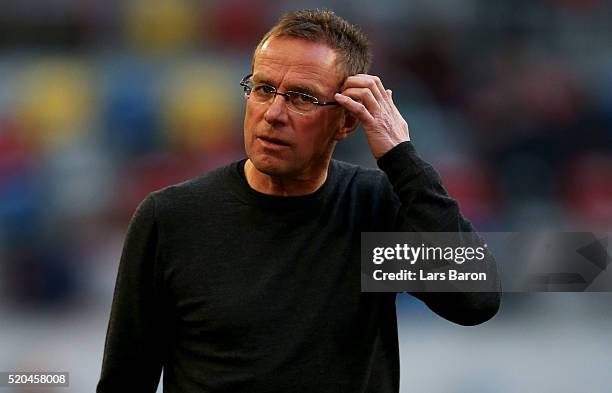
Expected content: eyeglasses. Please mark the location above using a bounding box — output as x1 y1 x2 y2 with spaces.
240 74 339 115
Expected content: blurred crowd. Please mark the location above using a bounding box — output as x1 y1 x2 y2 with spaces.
1 0 612 309
0 1 611 391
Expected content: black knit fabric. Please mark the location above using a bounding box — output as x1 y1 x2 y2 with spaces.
97 142 500 393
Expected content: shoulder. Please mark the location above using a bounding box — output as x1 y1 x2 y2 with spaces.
330 159 391 192
330 160 399 225
144 161 241 216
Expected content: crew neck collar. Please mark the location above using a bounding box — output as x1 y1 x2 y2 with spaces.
228 159 337 209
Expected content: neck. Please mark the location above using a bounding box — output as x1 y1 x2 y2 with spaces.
244 159 330 196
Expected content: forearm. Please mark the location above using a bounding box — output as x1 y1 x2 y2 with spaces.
378 141 501 325
378 141 473 233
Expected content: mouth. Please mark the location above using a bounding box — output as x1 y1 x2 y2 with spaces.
257 135 290 148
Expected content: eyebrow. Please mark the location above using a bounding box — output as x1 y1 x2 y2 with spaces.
253 74 321 97
286 83 319 97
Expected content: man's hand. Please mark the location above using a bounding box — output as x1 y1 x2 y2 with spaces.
335 74 410 160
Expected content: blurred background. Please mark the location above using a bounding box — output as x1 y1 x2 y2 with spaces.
0 0 611 392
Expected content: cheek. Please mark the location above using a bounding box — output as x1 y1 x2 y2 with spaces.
295 121 335 155
315 114 342 143
243 105 258 136
243 109 256 155
244 103 253 125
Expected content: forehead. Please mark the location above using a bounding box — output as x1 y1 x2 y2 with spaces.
253 37 340 94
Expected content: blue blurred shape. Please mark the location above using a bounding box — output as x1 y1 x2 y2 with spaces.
102 65 160 156
0 170 43 245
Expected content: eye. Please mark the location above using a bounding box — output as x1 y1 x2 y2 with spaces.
253 84 276 94
296 93 316 103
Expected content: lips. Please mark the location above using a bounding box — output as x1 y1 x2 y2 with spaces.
257 135 290 147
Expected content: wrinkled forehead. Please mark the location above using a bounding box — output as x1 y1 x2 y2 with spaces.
253 37 344 92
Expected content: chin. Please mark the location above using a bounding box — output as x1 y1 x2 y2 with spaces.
251 155 294 177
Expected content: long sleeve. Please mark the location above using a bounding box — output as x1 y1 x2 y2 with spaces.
377 141 501 326
97 195 167 392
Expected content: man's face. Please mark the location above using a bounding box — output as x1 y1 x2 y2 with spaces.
244 36 346 179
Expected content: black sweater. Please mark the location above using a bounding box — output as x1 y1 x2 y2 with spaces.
97 142 500 393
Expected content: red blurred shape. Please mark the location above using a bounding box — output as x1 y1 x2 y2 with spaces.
0 117 36 182
438 160 501 226
564 154 612 226
209 0 274 49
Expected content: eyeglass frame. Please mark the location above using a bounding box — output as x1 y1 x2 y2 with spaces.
240 73 340 115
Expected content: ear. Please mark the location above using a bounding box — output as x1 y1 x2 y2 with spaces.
333 110 360 141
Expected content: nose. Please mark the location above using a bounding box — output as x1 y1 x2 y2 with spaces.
263 93 289 125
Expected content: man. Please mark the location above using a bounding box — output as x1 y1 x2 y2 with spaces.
97 9 500 393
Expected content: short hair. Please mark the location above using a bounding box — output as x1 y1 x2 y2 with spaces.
252 9 372 80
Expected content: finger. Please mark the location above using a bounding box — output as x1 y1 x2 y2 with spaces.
342 75 385 101
334 93 375 124
385 89 395 106
340 87 380 114
342 75 384 99
356 74 388 99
